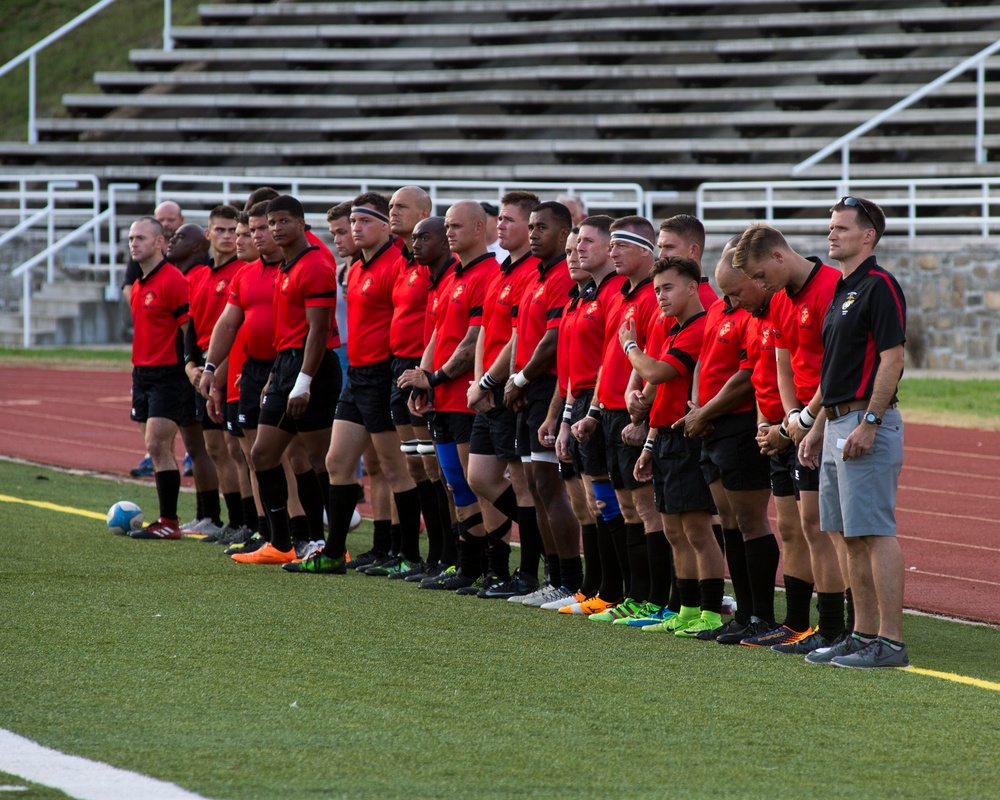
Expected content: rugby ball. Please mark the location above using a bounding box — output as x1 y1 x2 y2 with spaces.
107 501 144 536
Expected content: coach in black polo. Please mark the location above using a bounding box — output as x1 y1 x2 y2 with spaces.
797 196 908 669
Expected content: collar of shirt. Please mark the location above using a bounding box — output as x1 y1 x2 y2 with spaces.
429 256 457 289
669 309 708 337
501 251 532 276
722 295 740 315
138 258 169 283
456 252 494 276
751 293 772 319
537 255 567 279
209 255 240 272
279 245 319 273
358 239 395 269
784 256 825 299
840 255 879 289
623 276 652 298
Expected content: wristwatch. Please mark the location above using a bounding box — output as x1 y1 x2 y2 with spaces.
863 411 882 426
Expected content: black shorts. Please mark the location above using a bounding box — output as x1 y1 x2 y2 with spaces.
226 399 243 437
769 448 796 498
335 360 394 434
653 428 717 515
469 385 518 461
570 389 608 477
558 459 578 480
602 408 646 491
792 448 821 494
430 411 474 445
514 374 558 457
238 356 273 431
131 364 197 427
195 389 227 431
700 410 771 492
258 348 341 434
390 355 423 428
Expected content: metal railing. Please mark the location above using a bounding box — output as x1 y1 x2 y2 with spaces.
0 0 173 143
697 178 1000 239
793 37 1000 181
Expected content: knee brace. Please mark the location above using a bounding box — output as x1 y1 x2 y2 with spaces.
592 479 621 521
436 441 478 507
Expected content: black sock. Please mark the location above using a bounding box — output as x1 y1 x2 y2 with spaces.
645 531 674 608
294 471 325 539
256 466 290 551
845 587 855 634
744 534 780 624
393 487 422 562
491 485 518 522
625 522 650 602
389 524 402 557
242 496 257 530
579 523 601 597
416 480 443 565
154 469 181 521
198 490 221 526
325 483 359 557
223 491 243 528
486 522 512 578
195 492 204 521
723 528 751 623
677 577 700 610
257 514 270 542
459 534 485 578
712 522 725 556
440 522 460 567
607 513 630 595
516 506 542 580
544 552 561 587
372 519 392 555
433 480 452 544
700 577 725 615
668 558 680 612
783 575 814 632
596 516 625 604
559 556 583 593
817 590 846 640
289 515 310 546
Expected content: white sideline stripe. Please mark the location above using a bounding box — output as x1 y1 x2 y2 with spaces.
0 729 212 800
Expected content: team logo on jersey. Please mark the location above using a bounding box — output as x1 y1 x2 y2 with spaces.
281 276 291 294
761 326 772 347
799 307 811 328
451 282 466 300
408 269 420 285
361 275 374 294
841 292 858 315
214 278 229 295
142 291 156 308
533 284 547 301
585 300 600 316
623 304 637 322
499 284 513 303
718 320 734 342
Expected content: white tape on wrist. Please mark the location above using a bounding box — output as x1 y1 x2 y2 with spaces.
289 372 313 399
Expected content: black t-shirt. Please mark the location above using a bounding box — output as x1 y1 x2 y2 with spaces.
820 256 906 406
122 258 142 289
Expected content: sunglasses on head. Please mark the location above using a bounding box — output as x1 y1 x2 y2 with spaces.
840 196 876 230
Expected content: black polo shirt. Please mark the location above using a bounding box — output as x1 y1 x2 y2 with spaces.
820 256 906 407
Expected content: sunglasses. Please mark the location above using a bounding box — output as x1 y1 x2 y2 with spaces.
840 196 877 231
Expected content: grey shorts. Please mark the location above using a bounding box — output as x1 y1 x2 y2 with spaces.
819 406 903 537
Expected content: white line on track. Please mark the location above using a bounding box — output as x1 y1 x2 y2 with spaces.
907 445 1000 463
0 729 212 800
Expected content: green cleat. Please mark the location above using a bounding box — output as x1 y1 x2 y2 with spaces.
588 597 643 623
643 608 700 633
612 601 661 625
675 611 724 638
281 552 347 574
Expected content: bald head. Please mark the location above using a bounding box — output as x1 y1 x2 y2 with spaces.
715 243 769 314
412 215 450 269
167 222 209 271
444 200 487 262
389 186 433 240
154 201 184 239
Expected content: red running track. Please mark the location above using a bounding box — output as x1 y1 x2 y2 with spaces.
1 364 998 624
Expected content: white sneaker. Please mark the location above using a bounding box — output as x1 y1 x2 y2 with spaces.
180 517 209 531
515 582 555 606
540 587 576 610
722 595 738 616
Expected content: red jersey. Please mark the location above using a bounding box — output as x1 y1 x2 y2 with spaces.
346 240 404 366
273 245 339 353
188 256 246 351
481 253 540 373
771 258 839 406
556 283 584 398
597 277 660 410
745 304 784 422
568 271 627 395
649 311 707 428
228 259 280 360
227 328 247 399
698 297 752 412
433 253 494 413
130 260 189 367
646 276 719 358
424 259 456 349
514 255 574 373
390 260 433 359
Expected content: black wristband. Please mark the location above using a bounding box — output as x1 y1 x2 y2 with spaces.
587 406 602 420
204 362 216 374
427 368 449 388
479 372 499 390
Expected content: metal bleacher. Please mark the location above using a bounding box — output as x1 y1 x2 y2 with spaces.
2 0 1000 214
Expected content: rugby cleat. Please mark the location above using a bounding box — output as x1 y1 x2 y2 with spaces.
130 518 181 540
231 543 296 564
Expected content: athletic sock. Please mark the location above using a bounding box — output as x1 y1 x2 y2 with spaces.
255 466 290 551
197 490 222 526
723 528 751 623
257 514 270 542
783 574 815 632
645 531 674 608
817 590 846 641
544 552 561 587
242 496 257 530
559 556 584 593
416 480 444 565
607 512 630 594
325 483 359 557
676 578 701 620
389 524 402 557
625 522 650 602
486 521 512 578
294 470 324 539
289 515 310 547
579 523 601 597
699 577 725 616
459 534 485 579
854 630 878 643
393 487 422 562
744 533 780 625
845 587 856 633
441 522 460 567
491 484 518 522
195 492 204 522
154 469 181 521
516 506 542 580
372 519 392 555
668 559 680 612
712 522 725 556
223 491 243 529
433 480 452 545
595 516 625 603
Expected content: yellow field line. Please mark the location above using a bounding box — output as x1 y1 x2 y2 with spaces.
907 666 1000 692
0 494 105 521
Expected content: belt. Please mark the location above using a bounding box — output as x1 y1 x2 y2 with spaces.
824 400 896 420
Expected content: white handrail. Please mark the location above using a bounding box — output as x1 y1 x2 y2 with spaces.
793 37 1000 180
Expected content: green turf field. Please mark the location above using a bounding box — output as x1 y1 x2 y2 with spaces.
2 459 1000 799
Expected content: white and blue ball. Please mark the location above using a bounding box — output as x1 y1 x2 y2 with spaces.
107 501 144 535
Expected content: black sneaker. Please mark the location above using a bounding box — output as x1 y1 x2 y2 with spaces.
830 638 910 669
695 616 738 641
420 568 474 591
388 561 428 580
350 550 388 571
226 533 266 556
455 574 490 596
481 569 539 599
728 617 777 645
219 525 253 546
405 562 448 582
805 632 866 665
772 630 837 655
201 524 232 544
477 572 510 598
713 618 751 644
364 555 406 576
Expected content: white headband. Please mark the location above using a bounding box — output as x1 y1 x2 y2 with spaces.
610 230 655 253
351 206 389 224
